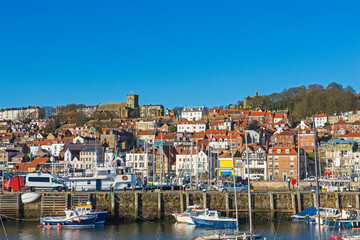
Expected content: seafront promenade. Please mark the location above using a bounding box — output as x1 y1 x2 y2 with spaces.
1 190 360 222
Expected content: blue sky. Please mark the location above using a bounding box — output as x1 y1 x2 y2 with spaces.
1 1 359 109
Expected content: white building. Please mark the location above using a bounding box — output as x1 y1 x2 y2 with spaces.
209 136 229 150
240 145 267 180
79 147 104 169
314 114 329 127
181 105 207 121
0 106 42 121
175 149 208 177
177 121 206 133
30 141 65 158
125 150 154 178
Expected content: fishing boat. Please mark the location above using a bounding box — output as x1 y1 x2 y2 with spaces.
40 208 97 227
172 205 200 224
307 207 341 224
190 210 237 228
73 202 108 224
65 166 142 191
322 208 360 228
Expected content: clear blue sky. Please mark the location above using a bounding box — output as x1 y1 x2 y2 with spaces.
1 1 359 109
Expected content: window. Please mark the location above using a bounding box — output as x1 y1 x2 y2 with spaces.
290 170 294 176
285 149 290 153
269 149 273 153
275 156 279 161
277 149 281 153
274 163 279 168
290 156 294 161
274 171 279 176
269 162 273 168
290 163 294 168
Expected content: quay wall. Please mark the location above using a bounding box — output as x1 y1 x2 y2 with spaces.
2 191 360 222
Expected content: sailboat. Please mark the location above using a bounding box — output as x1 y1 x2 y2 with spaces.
193 133 262 239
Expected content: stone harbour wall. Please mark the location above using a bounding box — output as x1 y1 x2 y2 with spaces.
1 191 360 222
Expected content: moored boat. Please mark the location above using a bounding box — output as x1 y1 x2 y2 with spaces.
40 209 96 227
73 202 108 224
172 205 200 224
21 192 41 204
190 210 237 228
291 206 316 222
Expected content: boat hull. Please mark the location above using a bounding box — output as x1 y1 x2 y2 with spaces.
191 217 237 228
323 219 360 228
21 192 41 204
89 211 108 224
40 215 96 227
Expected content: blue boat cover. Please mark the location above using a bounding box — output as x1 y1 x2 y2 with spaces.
295 206 316 216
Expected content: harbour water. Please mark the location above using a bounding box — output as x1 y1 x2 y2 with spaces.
1 220 358 240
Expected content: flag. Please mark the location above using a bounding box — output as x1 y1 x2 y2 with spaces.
113 150 119 156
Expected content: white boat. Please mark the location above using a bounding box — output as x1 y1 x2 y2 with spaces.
172 205 200 223
21 192 41 204
65 166 142 191
172 205 208 225
190 210 237 228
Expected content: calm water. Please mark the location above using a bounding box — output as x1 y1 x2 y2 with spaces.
0 220 357 240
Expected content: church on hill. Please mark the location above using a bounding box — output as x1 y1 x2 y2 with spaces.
97 94 139 118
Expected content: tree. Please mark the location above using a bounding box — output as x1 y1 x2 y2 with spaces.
43 106 56 119
326 82 343 90
168 125 177 132
308 84 324 90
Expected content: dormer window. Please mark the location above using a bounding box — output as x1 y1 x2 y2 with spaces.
277 149 281 153
269 149 273 153
285 149 290 153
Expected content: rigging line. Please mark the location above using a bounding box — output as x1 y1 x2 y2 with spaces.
0 216 7 240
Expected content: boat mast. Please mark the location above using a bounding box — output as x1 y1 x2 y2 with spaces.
189 142 193 189
230 134 239 232
313 115 321 240
196 140 199 188
245 132 253 237
297 145 300 190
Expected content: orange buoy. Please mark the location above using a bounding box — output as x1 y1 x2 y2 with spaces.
47 223 50 226
38 225 43 228
71 219 74 223
57 223 61 227
78 219 81 223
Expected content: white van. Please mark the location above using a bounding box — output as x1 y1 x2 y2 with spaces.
25 173 67 192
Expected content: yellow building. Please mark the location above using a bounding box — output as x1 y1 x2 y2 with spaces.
218 151 242 176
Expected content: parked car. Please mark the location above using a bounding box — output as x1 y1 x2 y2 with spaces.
250 175 261 181
303 185 322 192
216 183 248 193
303 176 316 182
25 173 67 192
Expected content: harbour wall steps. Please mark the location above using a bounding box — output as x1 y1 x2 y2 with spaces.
0 191 359 222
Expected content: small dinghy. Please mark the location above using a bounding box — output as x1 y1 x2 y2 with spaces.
21 192 40 204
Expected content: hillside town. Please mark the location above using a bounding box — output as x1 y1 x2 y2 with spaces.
1 93 360 187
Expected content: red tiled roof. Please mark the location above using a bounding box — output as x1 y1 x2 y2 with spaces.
138 130 156 135
249 112 266 117
340 133 360 138
267 147 297 155
274 113 284 118
334 119 350 125
314 114 328 118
